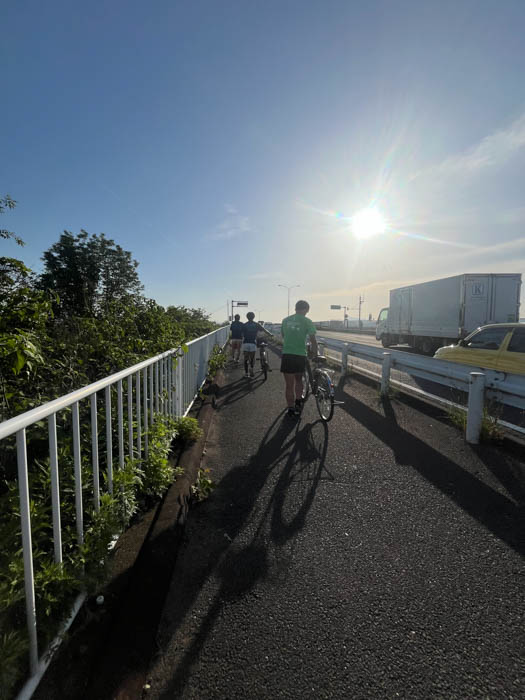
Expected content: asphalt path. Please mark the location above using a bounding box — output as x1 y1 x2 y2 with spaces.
146 347 525 699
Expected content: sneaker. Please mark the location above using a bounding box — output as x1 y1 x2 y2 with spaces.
286 407 300 418
244 372 250 378
250 369 255 377
295 399 303 410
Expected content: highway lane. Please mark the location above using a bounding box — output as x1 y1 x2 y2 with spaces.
317 329 414 352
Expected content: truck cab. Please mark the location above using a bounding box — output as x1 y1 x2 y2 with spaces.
376 307 389 344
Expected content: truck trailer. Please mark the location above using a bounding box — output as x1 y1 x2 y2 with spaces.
375 273 522 354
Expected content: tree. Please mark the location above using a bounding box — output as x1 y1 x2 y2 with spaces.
0 195 24 246
38 230 143 317
166 305 217 340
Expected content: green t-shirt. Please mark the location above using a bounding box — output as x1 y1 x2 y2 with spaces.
281 314 316 356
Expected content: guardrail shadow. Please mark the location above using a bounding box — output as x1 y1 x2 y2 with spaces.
155 417 330 698
335 385 525 556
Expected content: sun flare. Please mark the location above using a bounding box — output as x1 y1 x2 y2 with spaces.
352 208 386 240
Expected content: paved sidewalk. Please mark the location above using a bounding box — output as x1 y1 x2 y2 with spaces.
146 346 525 699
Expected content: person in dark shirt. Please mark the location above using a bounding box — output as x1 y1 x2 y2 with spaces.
242 312 271 377
230 314 244 363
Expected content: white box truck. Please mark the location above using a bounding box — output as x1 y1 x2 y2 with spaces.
375 273 522 354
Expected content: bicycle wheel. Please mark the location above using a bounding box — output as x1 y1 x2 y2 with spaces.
315 371 334 421
301 368 310 400
261 350 268 380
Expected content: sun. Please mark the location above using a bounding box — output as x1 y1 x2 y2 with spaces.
352 207 387 240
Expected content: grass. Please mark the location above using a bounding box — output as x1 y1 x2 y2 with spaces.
448 403 504 442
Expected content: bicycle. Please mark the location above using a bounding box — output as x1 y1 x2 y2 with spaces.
301 354 336 421
257 340 271 380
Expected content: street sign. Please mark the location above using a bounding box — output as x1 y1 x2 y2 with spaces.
236 301 249 306
330 304 341 310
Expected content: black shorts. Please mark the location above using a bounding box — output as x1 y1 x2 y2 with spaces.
280 354 306 374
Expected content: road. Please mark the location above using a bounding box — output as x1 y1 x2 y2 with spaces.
317 329 416 353
146 346 525 699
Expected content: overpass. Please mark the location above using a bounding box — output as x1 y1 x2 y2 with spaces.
29 342 525 699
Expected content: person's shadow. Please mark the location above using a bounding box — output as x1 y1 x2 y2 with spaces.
156 415 330 698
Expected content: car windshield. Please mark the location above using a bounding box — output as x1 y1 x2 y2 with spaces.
465 327 510 350
507 328 525 353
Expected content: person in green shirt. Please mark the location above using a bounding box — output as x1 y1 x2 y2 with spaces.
280 300 318 417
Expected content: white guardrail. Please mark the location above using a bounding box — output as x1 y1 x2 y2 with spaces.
0 325 229 699
314 335 525 443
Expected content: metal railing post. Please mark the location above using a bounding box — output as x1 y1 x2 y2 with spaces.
176 353 183 417
17 428 39 674
105 386 113 494
155 360 160 415
381 353 392 396
466 372 486 444
127 376 133 458
90 394 100 512
48 414 62 563
136 371 142 459
143 368 148 459
72 401 83 545
117 379 124 469
149 364 154 425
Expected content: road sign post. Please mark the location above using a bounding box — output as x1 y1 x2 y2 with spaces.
231 300 249 321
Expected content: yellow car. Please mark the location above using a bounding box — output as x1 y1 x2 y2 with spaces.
434 323 525 375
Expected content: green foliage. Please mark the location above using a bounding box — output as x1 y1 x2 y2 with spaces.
207 343 227 378
166 306 217 341
0 195 24 247
0 210 225 696
141 417 178 497
0 630 28 700
0 408 183 698
191 468 215 502
38 230 143 318
173 416 203 443
448 403 504 442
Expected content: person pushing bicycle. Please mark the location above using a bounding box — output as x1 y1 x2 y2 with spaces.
230 314 243 363
280 299 318 417
242 312 272 378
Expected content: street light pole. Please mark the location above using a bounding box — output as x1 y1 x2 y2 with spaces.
277 284 300 317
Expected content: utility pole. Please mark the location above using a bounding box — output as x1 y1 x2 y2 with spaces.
358 294 364 328
278 284 300 317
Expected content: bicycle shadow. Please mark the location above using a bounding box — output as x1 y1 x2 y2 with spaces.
269 419 331 547
154 416 329 698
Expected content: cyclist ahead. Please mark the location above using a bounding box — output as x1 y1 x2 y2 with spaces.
242 312 272 378
281 299 318 417
230 314 243 363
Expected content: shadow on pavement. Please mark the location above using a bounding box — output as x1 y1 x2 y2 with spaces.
335 377 525 556
155 416 330 698
216 371 266 408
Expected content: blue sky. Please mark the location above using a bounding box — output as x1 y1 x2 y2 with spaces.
2 0 525 323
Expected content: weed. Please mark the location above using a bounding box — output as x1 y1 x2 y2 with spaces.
207 344 227 378
173 416 203 443
448 403 504 442
191 468 215 502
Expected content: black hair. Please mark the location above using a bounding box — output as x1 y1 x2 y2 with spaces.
295 300 310 312
234 314 240 320
246 311 255 321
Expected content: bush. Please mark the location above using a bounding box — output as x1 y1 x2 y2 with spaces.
173 416 203 443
